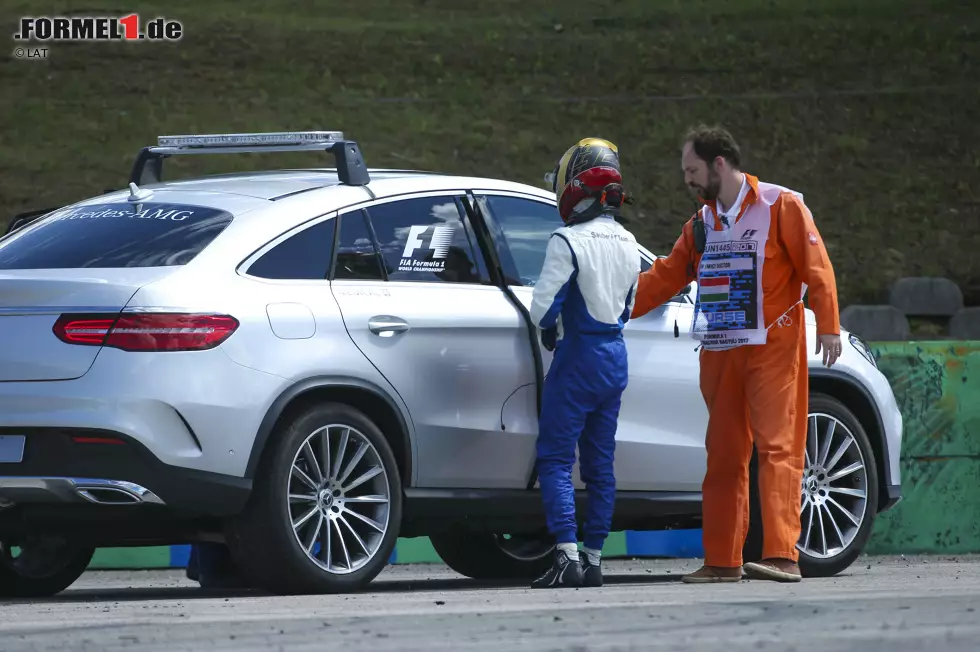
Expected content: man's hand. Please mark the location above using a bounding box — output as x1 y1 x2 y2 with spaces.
816 334 842 367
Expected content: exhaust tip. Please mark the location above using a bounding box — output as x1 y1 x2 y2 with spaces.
70 479 165 506
77 487 144 505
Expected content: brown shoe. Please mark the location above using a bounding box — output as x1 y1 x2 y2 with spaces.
743 558 802 582
681 565 743 583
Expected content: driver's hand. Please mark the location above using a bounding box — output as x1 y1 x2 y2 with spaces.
541 327 557 352
816 334 842 367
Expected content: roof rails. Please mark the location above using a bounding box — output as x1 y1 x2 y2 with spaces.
128 131 370 187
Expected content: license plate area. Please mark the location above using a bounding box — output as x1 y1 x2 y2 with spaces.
0 435 26 463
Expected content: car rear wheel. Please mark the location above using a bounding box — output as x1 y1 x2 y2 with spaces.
0 537 94 598
430 531 555 580
227 402 402 595
743 392 879 578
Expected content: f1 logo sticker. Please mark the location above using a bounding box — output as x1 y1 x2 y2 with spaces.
401 224 454 259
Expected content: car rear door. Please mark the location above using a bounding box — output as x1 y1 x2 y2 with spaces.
329 191 539 489
471 191 707 493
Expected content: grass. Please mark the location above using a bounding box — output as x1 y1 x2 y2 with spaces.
1 0 977 309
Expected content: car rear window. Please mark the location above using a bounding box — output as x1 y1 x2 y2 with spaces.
0 202 234 269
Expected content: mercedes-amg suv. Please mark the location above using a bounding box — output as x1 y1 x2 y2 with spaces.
0 131 903 596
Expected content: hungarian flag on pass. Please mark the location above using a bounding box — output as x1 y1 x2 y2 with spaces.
701 276 730 302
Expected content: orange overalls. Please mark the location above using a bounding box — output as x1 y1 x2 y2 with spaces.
632 173 840 567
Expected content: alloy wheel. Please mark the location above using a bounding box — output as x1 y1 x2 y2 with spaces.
287 424 391 574
798 412 868 559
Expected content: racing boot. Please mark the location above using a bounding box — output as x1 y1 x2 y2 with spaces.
192 543 250 590
581 552 603 588
531 546 584 589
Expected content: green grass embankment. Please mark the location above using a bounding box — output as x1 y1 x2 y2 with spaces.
1 0 977 307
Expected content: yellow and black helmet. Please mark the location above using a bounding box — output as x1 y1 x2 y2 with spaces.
545 137 628 223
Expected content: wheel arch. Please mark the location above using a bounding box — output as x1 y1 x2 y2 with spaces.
808 369 891 513
245 376 413 487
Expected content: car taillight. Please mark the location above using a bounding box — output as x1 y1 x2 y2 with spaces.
55 317 117 345
53 313 239 352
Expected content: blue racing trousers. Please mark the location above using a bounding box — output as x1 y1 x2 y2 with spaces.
536 332 628 550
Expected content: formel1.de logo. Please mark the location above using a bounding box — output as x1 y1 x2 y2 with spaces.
14 14 183 42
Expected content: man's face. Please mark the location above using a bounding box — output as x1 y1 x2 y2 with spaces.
681 142 721 201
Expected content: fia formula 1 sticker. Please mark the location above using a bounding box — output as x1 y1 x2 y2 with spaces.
399 224 454 272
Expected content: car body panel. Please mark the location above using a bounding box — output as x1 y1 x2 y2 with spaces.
0 268 174 382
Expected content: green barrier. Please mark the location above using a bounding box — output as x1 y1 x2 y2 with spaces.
865 341 980 554
90 546 172 569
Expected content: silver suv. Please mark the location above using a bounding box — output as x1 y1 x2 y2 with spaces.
0 132 903 596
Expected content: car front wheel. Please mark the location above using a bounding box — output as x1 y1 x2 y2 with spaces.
743 392 879 578
227 402 402 595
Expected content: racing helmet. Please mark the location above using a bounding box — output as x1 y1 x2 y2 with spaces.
545 137 628 223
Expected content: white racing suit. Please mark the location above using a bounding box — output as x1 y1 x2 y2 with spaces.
529 212 640 550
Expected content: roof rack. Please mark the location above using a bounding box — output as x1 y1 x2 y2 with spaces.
128 131 370 187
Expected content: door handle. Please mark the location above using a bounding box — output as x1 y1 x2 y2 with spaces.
368 316 410 337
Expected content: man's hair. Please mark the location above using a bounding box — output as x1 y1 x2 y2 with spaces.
683 124 741 168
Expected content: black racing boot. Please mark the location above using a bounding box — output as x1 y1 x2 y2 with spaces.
192 543 250 590
581 554 603 587
185 545 199 582
531 548 583 589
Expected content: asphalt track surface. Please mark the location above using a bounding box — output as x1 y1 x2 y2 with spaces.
1 555 978 651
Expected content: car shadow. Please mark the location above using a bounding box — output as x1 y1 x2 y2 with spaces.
369 571 685 593
0 571 685 605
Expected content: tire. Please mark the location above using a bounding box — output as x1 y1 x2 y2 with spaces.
430 532 555 580
743 391 879 578
0 537 95 598
226 402 402 595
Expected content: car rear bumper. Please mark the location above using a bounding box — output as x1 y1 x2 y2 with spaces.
0 427 252 516
0 346 287 479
